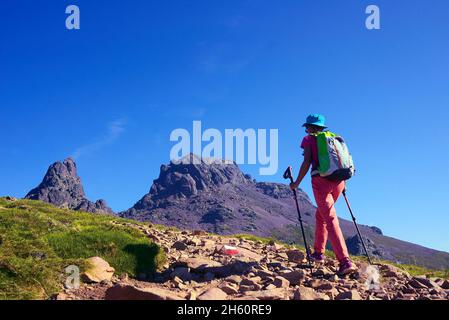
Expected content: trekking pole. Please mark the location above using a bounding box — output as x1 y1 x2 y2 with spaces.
342 189 373 265
283 166 313 273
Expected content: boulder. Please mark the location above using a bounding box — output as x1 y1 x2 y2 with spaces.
286 250 307 263
105 284 183 300
197 288 228 300
187 237 202 246
233 247 263 263
280 270 306 285
381 264 409 278
273 276 290 288
82 257 115 283
241 277 262 287
265 284 277 290
312 267 333 278
440 280 449 290
219 283 239 295
411 277 440 290
293 287 321 300
256 269 275 278
308 279 334 291
201 239 216 250
409 278 431 289
193 230 207 236
187 291 197 300
335 289 362 300
244 288 289 300
266 243 284 252
172 241 188 251
177 257 223 271
226 275 242 284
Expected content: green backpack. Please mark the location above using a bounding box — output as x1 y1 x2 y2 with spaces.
311 131 355 181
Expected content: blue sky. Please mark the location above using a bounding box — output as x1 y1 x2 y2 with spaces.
1 1 448 252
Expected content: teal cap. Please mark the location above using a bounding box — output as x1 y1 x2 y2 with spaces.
302 114 327 128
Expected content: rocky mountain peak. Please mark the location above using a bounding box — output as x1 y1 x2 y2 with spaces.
148 154 251 200
25 158 113 214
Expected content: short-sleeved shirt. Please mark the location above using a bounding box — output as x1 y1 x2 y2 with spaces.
300 135 319 175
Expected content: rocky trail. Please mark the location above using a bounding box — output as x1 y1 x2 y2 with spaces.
55 222 449 301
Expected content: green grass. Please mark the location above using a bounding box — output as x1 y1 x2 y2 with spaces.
231 234 278 245
0 198 165 300
387 261 448 279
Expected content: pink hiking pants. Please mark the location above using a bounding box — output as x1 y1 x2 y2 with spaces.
312 176 349 263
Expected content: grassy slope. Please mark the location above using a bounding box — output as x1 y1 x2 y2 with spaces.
0 198 165 300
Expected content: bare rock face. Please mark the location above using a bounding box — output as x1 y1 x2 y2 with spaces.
121 153 317 240
25 158 113 214
346 234 387 259
127 154 251 211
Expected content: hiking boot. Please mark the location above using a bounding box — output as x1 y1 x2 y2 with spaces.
337 259 358 276
309 252 325 263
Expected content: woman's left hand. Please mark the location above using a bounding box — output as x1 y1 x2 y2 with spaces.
290 182 299 190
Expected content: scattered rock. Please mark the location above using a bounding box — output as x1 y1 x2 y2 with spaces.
244 288 289 300
197 288 228 300
335 289 362 300
440 280 449 290
256 269 274 278
293 287 322 300
52 293 69 300
226 275 242 284
193 230 207 236
280 270 306 285
177 257 223 271
186 291 197 300
233 247 263 263
241 277 262 287
309 279 334 291
382 265 405 277
286 250 307 263
172 241 188 251
313 267 333 278
409 278 430 289
411 277 440 290
273 276 290 288
219 283 239 295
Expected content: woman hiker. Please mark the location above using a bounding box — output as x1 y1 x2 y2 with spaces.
289 114 358 276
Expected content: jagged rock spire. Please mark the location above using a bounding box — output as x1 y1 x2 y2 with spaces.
25 158 113 214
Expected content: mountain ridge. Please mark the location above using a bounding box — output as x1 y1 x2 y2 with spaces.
22 155 449 270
